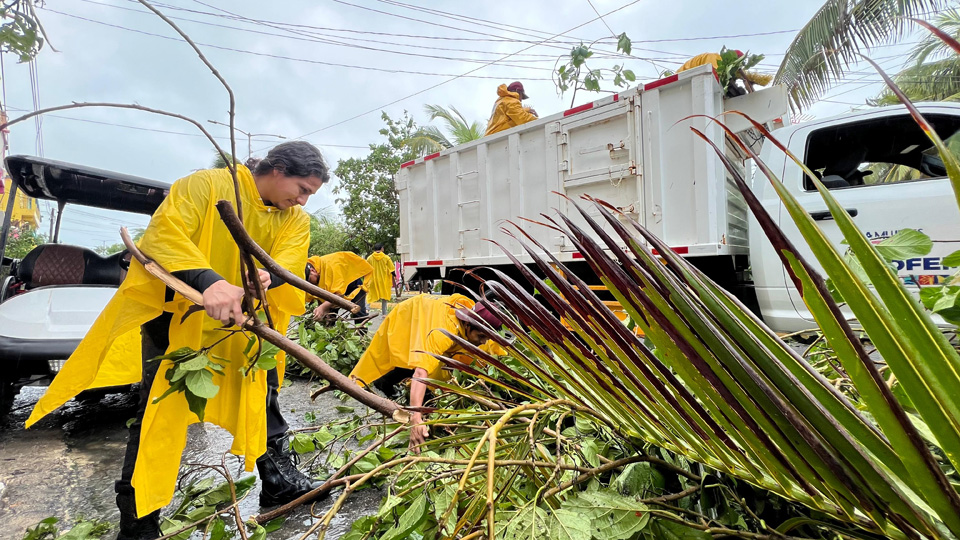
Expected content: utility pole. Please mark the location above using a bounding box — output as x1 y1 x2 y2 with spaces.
207 120 286 161
48 206 54 240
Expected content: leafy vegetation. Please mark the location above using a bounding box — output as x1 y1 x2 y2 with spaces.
4 223 46 259
405 104 484 156
308 211 351 257
555 35 635 107
872 8 960 106
20 516 110 540
714 47 764 94
0 0 48 62
775 0 945 111
291 317 370 378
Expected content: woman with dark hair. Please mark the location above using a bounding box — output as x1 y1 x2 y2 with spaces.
27 141 330 539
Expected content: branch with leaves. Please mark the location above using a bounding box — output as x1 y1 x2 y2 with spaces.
555 34 635 107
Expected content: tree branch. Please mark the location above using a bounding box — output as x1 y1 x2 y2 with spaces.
216 200 361 313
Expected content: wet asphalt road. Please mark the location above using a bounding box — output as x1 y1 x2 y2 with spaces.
0 377 382 540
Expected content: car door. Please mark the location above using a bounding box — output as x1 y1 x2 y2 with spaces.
777 108 960 329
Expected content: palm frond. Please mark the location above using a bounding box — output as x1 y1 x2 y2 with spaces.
910 8 960 65
403 125 450 156
775 0 946 112
870 57 960 105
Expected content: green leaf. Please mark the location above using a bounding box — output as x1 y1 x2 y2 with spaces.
580 439 601 468
499 503 550 540
54 522 95 540
613 462 666 496
562 490 649 540
623 69 636 82
184 392 207 423
179 353 211 372
646 519 710 539
208 518 229 540
943 250 960 268
292 432 316 454
256 354 278 372
314 427 336 447
350 452 381 475
548 508 592 540
185 369 220 399
381 493 428 540
874 229 933 261
933 286 960 313
248 521 267 540
263 517 286 533
617 32 632 55
336 405 355 413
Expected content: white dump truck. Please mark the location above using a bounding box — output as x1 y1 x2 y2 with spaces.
396 64 960 332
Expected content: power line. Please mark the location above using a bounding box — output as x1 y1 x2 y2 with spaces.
43 8 558 80
285 0 644 143
77 0 584 59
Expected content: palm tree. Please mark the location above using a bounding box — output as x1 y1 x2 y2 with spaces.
775 0 945 111
871 8 960 106
404 104 484 156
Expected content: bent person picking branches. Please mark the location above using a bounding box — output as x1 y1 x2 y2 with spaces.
25 142 331 539
349 294 504 453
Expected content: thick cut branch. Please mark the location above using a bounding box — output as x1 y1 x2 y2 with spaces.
121 228 403 421
216 200 360 313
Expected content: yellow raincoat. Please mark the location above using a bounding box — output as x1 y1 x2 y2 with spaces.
485 84 538 136
350 294 501 386
26 165 309 516
365 251 394 304
306 252 372 303
678 53 771 86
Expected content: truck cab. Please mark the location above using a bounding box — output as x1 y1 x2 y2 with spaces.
753 104 960 331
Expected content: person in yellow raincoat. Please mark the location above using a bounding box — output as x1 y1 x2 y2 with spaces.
678 50 772 97
25 142 330 538
349 294 503 452
485 81 538 136
305 251 373 319
365 243 395 315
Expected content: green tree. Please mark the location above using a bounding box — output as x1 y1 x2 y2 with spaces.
871 8 960 106
775 0 944 111
4 223 45 259
211 151 236 169
308 211 349 257
332 112 416 256
405 104 484 156
94 228 145 256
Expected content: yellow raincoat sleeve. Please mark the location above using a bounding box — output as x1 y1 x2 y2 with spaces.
501 99 537 127
410 326 457 379
137 172 215 273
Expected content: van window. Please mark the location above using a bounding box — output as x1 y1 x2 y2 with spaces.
803 112 960 191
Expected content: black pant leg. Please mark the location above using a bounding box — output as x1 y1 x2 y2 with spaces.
265 367 288 443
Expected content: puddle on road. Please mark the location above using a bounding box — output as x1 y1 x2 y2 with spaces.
1 379 382 539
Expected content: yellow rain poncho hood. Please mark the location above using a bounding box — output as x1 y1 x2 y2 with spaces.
365 251 394 304
350 294 502 386
26 165 310 516
306 252 372 302
484 84 538 136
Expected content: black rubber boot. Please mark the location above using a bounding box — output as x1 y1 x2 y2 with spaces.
256 437 323 507
115 488 161 540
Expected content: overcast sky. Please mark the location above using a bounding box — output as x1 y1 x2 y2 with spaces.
0 0 931 248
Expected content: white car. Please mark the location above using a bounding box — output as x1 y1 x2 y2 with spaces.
0 156 168 410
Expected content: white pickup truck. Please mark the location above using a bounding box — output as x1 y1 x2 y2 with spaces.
396 65 960 332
